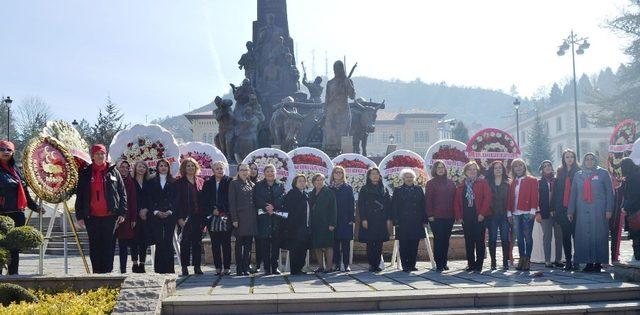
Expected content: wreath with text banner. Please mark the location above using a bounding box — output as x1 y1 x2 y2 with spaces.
608 119 637 182
466 128 521 173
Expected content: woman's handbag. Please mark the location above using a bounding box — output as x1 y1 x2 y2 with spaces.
210 215 229 232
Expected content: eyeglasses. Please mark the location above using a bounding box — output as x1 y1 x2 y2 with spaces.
0 147 13 153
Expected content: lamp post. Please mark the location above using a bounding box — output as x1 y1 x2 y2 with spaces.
448 119 457 140
3 96 12 141
557 30 590 158
72 119 79 127
388 134 395 144
513 98 521 146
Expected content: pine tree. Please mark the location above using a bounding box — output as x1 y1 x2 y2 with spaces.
452 121 470 144
76 119 93 143
525 113 552 176
90 96 126 146
577 74 593 99
549 83 563 105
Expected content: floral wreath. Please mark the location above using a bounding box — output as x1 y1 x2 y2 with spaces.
466 128 520 171
22 136 79 204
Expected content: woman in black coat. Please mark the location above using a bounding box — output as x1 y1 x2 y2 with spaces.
358 167 391 272
201 161 233 276
391 168 426 272
330 166 355 272
552 149 580 270
143 159 178 274
132 161 151 273
0 140 43 275
254 164 285 275
281 174 311 275
621 158 640 261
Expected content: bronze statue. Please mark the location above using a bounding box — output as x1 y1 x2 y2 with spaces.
283 53 300 92
257 14 285 52
234 99 264 161
270 97 305 151
302 75 323 103
238 41 255 81
213 96 235 161
231 78 255 109
322 60 356 155
350 98 385 156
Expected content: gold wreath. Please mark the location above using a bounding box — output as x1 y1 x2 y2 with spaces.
22 136 79 204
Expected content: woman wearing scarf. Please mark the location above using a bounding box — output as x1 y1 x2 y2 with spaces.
201 161 233 276
143 158 178 274
309 173 337 273
537 160 563 268
229 163 258 276
485 161 510 270
392 168 426 272
330 166 355 272
454 161 491 272
254 164 285 275
247 161 261 273
115 160 138 273
281 174 312 275
176 158 205 276
358 167 391 272
506 159 539 271
0 140 43 275
553 149 580 270
75 144 126 274
568 153 614 272
425 161 456 272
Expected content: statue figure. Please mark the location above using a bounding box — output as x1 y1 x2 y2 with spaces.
234 101 264 162
302 74 323 103
213 96 235 161
350 98 385 157
262 58 281 92
230 78 255 108
238 41 255 81
283 53 300 92
270 97 305 151
257 14 285 51
323 60 355 155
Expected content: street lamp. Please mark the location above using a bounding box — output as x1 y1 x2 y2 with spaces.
513 98 521 146
72 119 79 127
3 96 12 141
388 134 395 144
557 30 590 158
449 119 457 140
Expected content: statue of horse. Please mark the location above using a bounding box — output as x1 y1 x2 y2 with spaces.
349 98 385 156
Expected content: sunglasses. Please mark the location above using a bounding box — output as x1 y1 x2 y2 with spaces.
0 147 13 153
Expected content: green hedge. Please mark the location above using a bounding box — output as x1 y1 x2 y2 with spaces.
1 226 43 250
0 216 14 235
0 287 119 314
0 283 38 307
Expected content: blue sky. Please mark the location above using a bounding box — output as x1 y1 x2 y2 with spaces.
0 0 630 125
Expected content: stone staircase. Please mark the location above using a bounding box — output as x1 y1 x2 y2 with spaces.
162 281 640 314
25 216 90 255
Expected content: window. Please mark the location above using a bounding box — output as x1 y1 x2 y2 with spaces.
367 133 376 144
557 143 563 160
202 133 207 142
580 113 589 129
521 131 526 144
556 116 562 132
394 131 402 144
414 131 428 143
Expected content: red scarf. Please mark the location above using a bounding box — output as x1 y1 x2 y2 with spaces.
90 163 109 216
583 172 598 204
1 162 27 210
562 176 571 208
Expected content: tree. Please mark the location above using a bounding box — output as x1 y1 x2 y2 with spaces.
594 2 640 125
596 67 617 96
16 96 52 146
75 118 93 143
90 96 126 146
577 73 594 99
525 113 552 176
549 83 563 105
452 121 470 144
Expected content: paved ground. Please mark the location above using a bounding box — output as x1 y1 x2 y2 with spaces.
11 239 637 297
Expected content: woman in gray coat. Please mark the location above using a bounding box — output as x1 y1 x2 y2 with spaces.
567 153 613 272
230 163 257 276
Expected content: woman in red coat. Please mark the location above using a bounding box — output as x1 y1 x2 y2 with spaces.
454 161 492 272
507 159 539 271
426 160 456 272
116 160 138 273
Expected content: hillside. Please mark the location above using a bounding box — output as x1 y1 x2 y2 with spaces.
154 78 516 141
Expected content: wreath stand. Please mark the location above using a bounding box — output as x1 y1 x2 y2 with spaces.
390 225 435 270
25 198 90 274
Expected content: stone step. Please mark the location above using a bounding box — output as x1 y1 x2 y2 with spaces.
161 282 640 314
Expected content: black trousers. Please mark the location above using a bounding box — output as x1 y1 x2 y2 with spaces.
366 241 383 269
86 215 117 274
463 215 485 268
260 237 280 273
5 211 25 275
633 236 640 261
134 220 148 263
117 238 137 273
399 239 419 271
210 230 232 270
430 218 454 269
289 242 308 274
333 239 351 269
253 236 262 269
153 217 176 274
179 215 203 268
235 235 253 273
557 214 575 264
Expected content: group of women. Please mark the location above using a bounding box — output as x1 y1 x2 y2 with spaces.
3 139 640 276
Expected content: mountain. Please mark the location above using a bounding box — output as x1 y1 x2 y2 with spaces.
153 78 517 141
